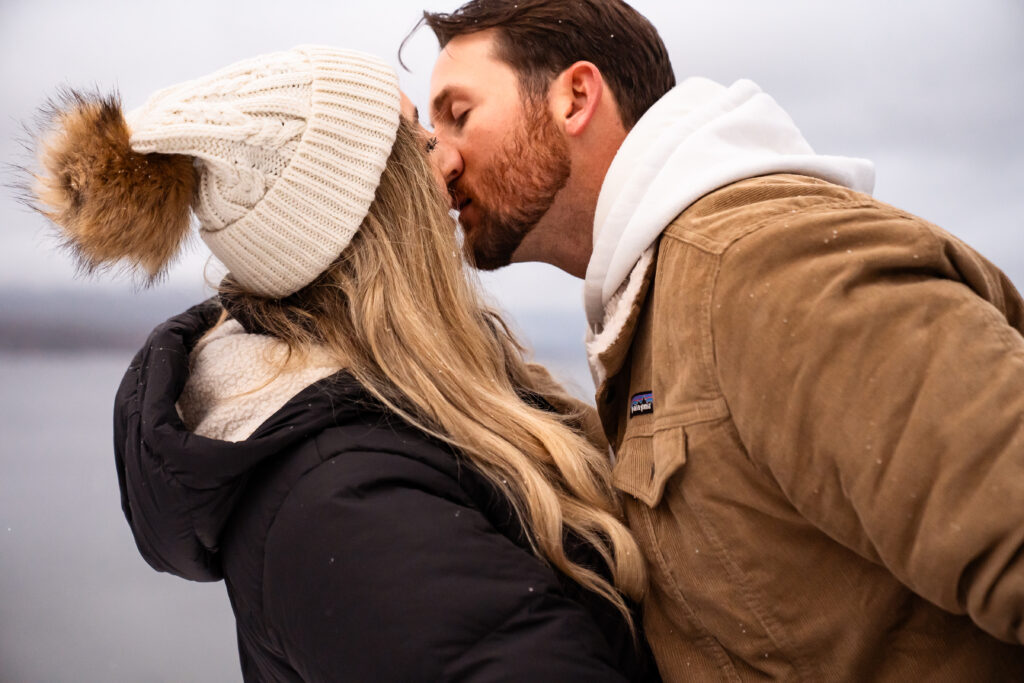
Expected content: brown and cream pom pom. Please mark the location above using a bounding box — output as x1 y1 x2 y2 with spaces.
31 90 197 282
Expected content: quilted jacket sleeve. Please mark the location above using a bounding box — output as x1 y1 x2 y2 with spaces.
712 198 1024 643
262 446 632 682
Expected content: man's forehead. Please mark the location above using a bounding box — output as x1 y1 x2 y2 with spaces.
429 30 505 89
429 33 517 119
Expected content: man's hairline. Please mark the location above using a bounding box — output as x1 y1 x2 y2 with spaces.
429 26 632 131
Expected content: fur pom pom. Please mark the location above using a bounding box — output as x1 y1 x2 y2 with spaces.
31 90 197 282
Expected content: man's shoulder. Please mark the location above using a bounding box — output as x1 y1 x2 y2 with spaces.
659 173 874 255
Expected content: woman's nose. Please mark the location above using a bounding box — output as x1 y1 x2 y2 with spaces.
428 138 464 195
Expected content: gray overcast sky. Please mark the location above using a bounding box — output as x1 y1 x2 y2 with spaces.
2 0 1022 317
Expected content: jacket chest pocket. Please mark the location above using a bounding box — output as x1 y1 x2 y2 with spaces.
612 425 686 507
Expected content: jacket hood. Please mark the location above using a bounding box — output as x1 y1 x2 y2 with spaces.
584 77 877 331
113 300 365 581
178 318 342 443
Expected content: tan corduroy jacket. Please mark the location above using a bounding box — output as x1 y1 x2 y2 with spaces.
592 174 1024 681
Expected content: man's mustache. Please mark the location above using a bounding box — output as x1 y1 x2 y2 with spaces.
447 184 472 212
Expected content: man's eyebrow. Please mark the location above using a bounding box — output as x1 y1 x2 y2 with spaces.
430 87 455 127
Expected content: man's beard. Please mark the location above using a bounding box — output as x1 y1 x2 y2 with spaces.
458 102 571 270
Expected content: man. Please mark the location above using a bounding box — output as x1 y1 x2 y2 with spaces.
417 0 1024 680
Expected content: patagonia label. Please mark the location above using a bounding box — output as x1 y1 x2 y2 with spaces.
629 391 654 418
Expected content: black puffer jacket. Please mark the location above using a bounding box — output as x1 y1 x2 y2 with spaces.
113 301 659 682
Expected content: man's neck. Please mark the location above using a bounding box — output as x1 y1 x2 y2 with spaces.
510 186 594 278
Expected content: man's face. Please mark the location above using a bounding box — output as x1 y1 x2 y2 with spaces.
430 31 571 270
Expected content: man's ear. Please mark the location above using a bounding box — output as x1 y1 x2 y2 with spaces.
550 61 604 138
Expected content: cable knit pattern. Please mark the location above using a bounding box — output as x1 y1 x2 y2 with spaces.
177 319 342 442
127 46 401 297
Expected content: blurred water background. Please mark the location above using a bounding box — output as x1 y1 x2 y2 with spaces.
0 349 240 682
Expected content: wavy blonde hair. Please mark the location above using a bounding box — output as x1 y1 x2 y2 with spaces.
221 119 647 624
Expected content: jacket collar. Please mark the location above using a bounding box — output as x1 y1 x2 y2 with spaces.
585 247 657 390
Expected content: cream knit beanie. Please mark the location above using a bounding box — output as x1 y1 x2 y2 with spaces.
126 46 401 297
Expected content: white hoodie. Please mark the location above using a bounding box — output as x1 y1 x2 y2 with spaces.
583 78 876 383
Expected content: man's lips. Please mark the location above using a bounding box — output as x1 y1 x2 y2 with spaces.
449 188 471 212
449 189 475 232
457 201 476 234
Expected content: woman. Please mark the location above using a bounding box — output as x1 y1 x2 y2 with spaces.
30 46 658 681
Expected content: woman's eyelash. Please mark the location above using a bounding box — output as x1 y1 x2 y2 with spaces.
425 136 438 153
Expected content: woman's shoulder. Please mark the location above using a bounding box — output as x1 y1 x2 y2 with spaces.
222 397 485 557
218 401 479 628
228 390 474 528
260 419 475 527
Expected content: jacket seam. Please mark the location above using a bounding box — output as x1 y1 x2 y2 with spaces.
687 484 820 680
445 587 564 678
916 220 1022 353
634 503 741 681
621 416 730 444
662 197 880 256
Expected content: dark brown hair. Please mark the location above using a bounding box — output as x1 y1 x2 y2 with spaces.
404 0 675 129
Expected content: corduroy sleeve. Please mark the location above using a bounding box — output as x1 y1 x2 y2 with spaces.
712 199 1024 644
262 447 630 682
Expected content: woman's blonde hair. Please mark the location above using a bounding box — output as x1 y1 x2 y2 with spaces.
222 119 647 623
29 89 647 624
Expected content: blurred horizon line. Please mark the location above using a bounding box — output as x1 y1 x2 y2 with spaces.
0 286 589 356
